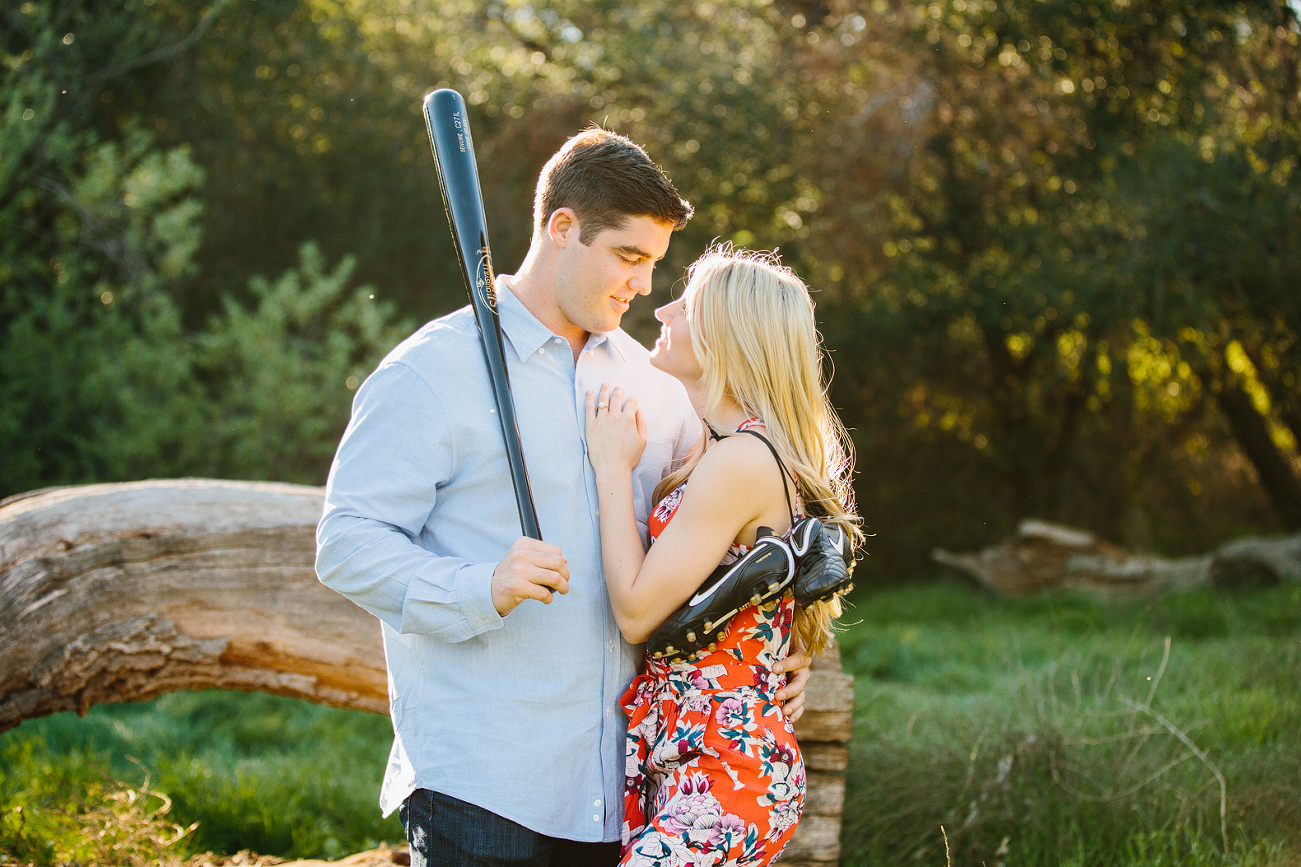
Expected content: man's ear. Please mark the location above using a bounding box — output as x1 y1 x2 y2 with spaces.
547 208 580 247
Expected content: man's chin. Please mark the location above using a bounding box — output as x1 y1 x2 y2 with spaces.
589 315 625 336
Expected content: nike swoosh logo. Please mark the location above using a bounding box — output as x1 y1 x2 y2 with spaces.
688 539 791 606
689 568 736 607
827 528 844 555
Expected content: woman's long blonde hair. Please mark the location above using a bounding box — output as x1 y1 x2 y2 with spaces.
654 245 863 656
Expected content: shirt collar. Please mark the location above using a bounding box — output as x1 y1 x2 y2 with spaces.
583 329 625 362
497 275 561 361
496 274 627 363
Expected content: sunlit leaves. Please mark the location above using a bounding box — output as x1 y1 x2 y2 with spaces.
3 0 1298 554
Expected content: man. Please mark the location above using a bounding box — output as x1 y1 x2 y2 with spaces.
316 128 811 866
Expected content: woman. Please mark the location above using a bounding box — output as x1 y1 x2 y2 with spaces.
585 246 862 866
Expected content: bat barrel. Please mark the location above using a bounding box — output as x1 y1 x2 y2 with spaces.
424 90 492 309
424 89 542 541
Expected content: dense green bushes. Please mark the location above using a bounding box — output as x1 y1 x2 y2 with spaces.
1 1 410 494
3 0 1299 571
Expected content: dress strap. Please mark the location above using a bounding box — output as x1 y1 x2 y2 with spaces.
740 430 798 525
706 417 763 441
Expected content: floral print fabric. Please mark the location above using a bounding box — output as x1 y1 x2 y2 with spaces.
620 454 805 866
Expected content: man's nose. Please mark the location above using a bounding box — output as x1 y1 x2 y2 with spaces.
630 263 654 296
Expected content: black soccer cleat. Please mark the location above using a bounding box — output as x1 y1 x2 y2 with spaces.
789 517 855 605
646 528 796 663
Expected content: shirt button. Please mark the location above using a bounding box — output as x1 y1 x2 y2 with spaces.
538 347 546 355
594 799 602 806
554 337 564 344
593 814 600 821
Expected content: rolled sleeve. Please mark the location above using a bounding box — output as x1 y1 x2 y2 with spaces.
402 559 502 641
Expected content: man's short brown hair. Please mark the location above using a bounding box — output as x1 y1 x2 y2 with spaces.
535 128 693 244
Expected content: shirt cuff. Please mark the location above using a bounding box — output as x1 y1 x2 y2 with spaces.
402 561 504 642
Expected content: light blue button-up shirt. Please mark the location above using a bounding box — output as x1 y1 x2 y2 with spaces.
315 278 698 841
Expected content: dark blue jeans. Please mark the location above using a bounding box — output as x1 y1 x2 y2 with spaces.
399 789 621 867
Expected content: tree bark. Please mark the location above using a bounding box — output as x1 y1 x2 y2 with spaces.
0 479 388 732
1216 378 1301 531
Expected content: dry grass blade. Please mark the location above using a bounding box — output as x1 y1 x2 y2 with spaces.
1118 694 1228 851
1119 636 1173 781
1050 749 1197 802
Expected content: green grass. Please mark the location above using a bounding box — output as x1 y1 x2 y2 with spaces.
1 582 1298 865
0 692 402 863
838 581 1301 866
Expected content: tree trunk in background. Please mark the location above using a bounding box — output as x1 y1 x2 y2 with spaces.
1216 379 1301 531
1280 407 1301 460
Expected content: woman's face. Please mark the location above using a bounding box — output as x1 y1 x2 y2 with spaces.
649 286 704 384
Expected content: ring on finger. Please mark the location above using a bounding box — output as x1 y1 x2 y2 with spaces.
596 402 610 412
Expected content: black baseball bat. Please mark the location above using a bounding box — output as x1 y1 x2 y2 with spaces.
423 88 541 540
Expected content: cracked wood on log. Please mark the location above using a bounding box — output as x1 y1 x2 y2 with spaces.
1 478 855 863
0 479 388 731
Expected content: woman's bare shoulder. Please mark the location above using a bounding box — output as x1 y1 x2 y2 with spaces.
691 432 786 492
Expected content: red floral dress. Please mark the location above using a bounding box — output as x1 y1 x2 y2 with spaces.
619 423 805 867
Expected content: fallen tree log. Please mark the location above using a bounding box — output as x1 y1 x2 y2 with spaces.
1212 534 1301 588
933 518 1301 596
0 479 854 865
0 479 388 730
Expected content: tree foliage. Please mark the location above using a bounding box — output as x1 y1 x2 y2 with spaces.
1 0 408 494
2 0 1298 574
